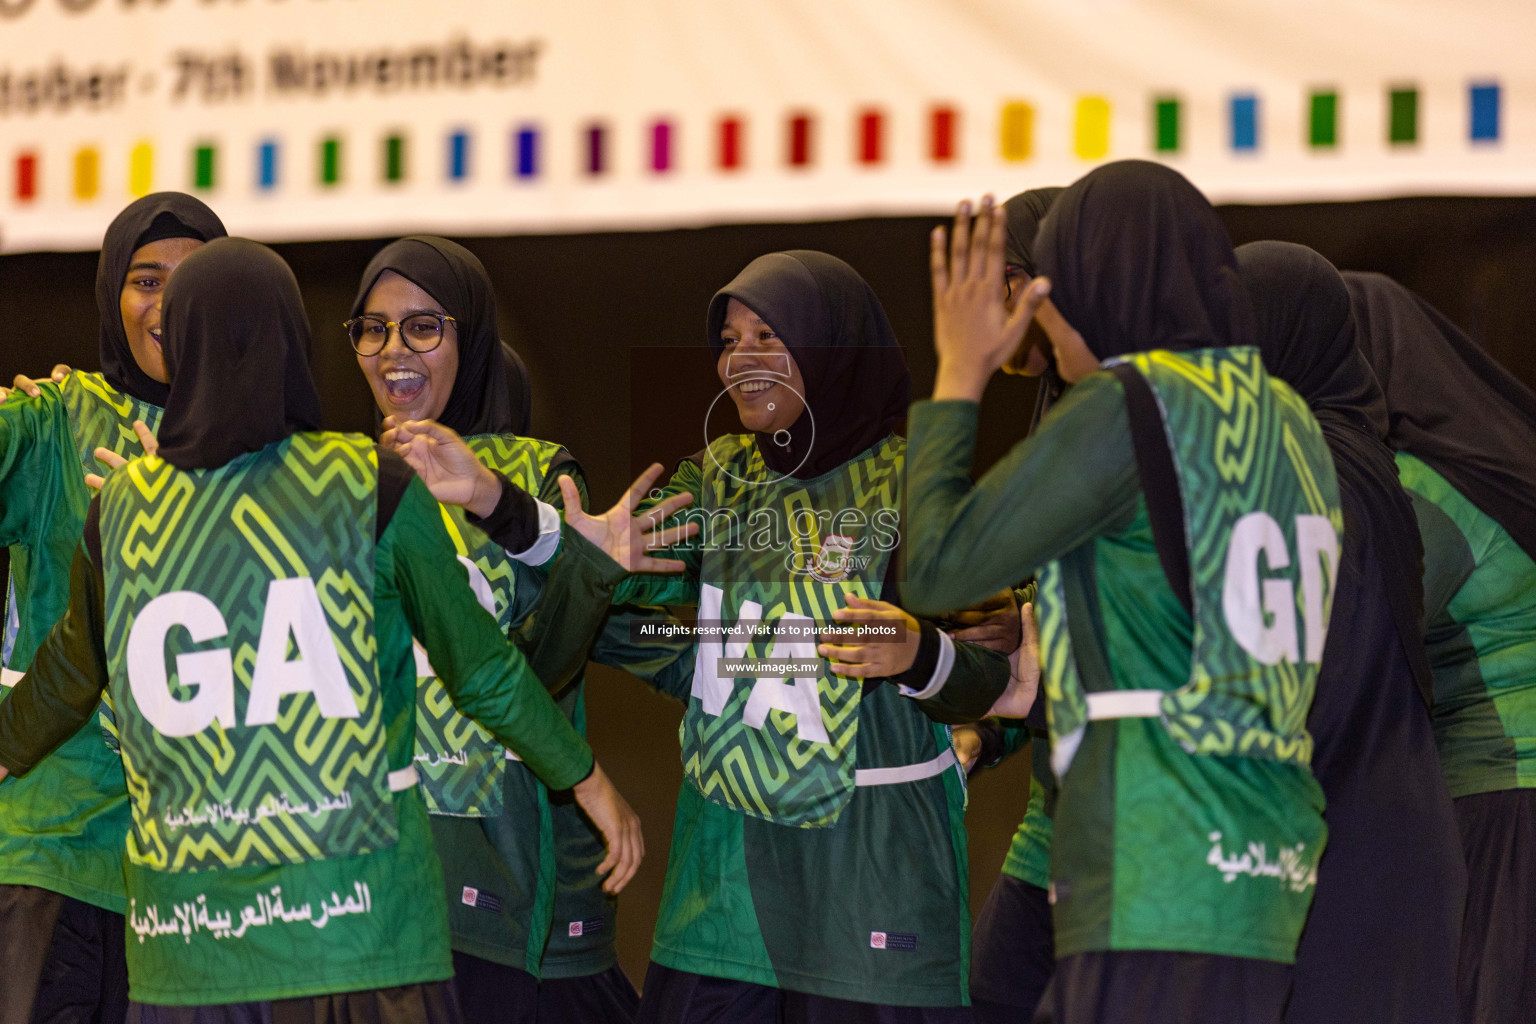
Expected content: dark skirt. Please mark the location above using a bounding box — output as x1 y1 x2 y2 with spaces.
1455 788 1536 1024
969 874 1053 1024
634 962 973 1024
126 982 460 1024
450 951 638 1024
1054 951 1289 1024
0 884 127 1024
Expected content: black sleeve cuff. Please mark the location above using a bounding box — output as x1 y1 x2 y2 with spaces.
467 471 541 554
883 619 940 690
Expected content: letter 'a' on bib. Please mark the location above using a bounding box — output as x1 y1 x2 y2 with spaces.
100 434 389 873
411 433 566 818
680 433 903 828
1034 348 1342 776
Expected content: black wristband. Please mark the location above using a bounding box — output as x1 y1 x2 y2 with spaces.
466 470 541 554
883 619 940 692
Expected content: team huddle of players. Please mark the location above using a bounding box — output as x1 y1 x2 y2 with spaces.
0 159 1531 1024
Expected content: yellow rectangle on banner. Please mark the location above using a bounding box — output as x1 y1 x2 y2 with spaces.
999 101 1034 161
129 142 153 197
73 148 99 200
1075 97 1111 159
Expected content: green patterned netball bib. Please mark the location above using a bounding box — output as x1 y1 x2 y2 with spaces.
59 371 165 751
99 434 389 872
1037 348 1342 772
682 434 902 828
413 434 564 817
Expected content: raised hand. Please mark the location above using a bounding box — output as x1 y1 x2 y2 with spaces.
931 197 1050 402
383 418 502 517
558 465 698 573
819 595 923 678
988 602 1040 719
85 419 157 490
570 762 644 894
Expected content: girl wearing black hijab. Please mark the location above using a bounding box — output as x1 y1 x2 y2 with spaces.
349 236 663 1024
1347 271 1536 1023
0 238 646 1020
567 249 1010 1023
903 163 1344 1024
1236 241 1466 1024
0 192 224 1024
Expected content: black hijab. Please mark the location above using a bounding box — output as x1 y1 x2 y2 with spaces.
1346 272 1536 561
1237 240 1432 707
156 239 323 471
501 342 532 436
1034 160 1255 361
350 236 512 437
706 251 910 479
96 193 227 407
1001 186 1065 430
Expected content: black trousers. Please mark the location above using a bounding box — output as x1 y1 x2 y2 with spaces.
969 874 1054 1024
0 884 128 1024
1054 951 1290 1024
635 963 974 1024
450 952 638 1024
1456 789 1536 1024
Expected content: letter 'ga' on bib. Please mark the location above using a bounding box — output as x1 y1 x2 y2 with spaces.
412 434 564 818
57 370 165 755
1035 349 1342 772
100 434 387 872
681 434 902 828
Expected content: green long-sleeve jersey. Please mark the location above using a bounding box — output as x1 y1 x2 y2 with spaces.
0 371 161 911
0 464 592 1006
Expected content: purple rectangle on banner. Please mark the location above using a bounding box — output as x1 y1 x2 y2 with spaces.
585 124 606 176
651 120 673 172
516 127 538 178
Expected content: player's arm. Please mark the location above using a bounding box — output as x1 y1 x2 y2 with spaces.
0 505 112 780
610 455 706 608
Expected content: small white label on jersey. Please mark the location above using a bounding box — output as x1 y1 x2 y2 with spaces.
461 886 479 907
569 921 584 937
869 931 886 949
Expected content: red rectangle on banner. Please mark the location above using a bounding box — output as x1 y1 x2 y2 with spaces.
931 106 957 162
719 116 742 170
859 110 883 164
15 152 37 201
788 114 813 167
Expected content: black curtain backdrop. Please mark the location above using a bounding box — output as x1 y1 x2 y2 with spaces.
2 195 1533 986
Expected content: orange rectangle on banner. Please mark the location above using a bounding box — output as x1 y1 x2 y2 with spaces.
73 147 99 200
999 102 1034 161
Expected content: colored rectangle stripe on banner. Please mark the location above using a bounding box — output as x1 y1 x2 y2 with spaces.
129 141 153 197
930 105 957 163
718 115 743 170
384 134 405 183
651 119 673 173
1389 87 1418 145
1470 82 1500 141
258 140 278 190
194 144 215 190
999 101 1033 161
585 124 606 175
1074 96 1110 159
788 113 813 167
1310 90 1338 147
858 109 883 165
15 153 37 201
448 131 468 181
1231 93 1259 151
515 126 538 179
1154 96 1180 152
74 147 99 200
321 137 341 185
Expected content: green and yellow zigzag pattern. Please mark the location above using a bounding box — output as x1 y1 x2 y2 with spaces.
682 433 902 828
99 432 391 872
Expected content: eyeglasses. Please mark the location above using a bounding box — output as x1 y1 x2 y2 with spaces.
343 313 456 355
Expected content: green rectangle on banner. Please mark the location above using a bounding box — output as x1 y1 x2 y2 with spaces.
1154 97 1180 152
1309 91 1337 147
1389 88 1418 144
384 135 404 183
321 137 341 186
193 145 215 190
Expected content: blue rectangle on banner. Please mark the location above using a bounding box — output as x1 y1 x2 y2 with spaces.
1230 94 1258 151
258 140 278 190
1470 83 1500 141
517 127 539 178
449 132 469 180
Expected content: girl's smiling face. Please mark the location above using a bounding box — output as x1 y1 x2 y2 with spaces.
355 270 460 422
717 297 807 434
